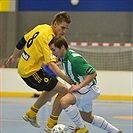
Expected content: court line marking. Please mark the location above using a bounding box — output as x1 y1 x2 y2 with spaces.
113 116 133 120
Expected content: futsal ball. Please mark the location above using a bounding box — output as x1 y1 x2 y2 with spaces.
51 124 69 133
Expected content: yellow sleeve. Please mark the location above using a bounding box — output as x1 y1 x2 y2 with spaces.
50 54 58 63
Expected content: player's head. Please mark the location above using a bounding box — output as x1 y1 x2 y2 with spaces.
52 11 72 36
52 11 71 25
49 35 68 58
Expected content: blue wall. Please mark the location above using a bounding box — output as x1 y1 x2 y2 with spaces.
18 0 132 11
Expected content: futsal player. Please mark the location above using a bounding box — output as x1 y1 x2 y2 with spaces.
47 35 123 133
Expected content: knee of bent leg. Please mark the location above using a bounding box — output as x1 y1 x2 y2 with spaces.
81 111 94 123
60 96 69 109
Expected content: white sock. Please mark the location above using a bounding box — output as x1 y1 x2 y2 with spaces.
64 105 84 128
91 115 119 133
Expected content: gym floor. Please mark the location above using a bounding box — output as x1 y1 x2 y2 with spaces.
0 97 132 133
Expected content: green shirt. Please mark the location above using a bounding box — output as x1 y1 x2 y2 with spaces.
62 49 97 86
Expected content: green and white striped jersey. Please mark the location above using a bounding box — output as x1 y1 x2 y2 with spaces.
62 49 97 86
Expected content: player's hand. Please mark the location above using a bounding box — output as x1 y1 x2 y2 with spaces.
6 55 16 67
69 84 81 93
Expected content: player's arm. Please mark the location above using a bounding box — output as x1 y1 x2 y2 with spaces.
69 56 97 92
56 58 62 66
69 71 97 92
6 37 26 67
78 71 97 88
48 61 74 85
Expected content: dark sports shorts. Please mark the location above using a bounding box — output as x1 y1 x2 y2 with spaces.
22 68 58 91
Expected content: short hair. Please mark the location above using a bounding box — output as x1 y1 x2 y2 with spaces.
49 35 68 49
52 11 71 25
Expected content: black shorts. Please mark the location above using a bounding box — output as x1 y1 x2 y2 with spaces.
22 68 58 92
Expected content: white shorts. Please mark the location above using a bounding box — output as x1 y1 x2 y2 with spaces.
72 85 100 113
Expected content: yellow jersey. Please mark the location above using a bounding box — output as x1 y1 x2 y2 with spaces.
18 24 57 78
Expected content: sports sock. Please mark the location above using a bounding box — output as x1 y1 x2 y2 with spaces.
64 105 84 128
27 105 39 118
91 115 119 132
47 114 59 128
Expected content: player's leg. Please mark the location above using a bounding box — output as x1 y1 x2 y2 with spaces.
47 76 57 106
45 86 93 133
78 85 122 133
22 69 68 128
44 85 99 132
91 115 122 133
23 81 67 128
44 94 63 132
60 92 89 133
79 103 122 133
22 91 55 128
81 111 122 133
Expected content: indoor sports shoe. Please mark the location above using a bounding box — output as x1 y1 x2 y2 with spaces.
44 125 52 133
74 126 89 133
22 113 40 128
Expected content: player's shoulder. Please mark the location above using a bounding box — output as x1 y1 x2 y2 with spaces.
35 24 49 28
32 24 50 33
35 24 54 41
67 49 81 63
68 49 82 58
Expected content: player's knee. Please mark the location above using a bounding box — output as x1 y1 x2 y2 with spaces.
60 96 69 109
87 115 94 123
88 113 94 123
83 112 94 123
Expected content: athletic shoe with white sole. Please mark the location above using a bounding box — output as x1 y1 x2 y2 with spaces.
44 125 52 133
74 126 89 133
22 113 40 128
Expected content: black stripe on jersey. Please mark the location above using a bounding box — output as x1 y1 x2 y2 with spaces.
86 67 93 74
16 37 26 50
